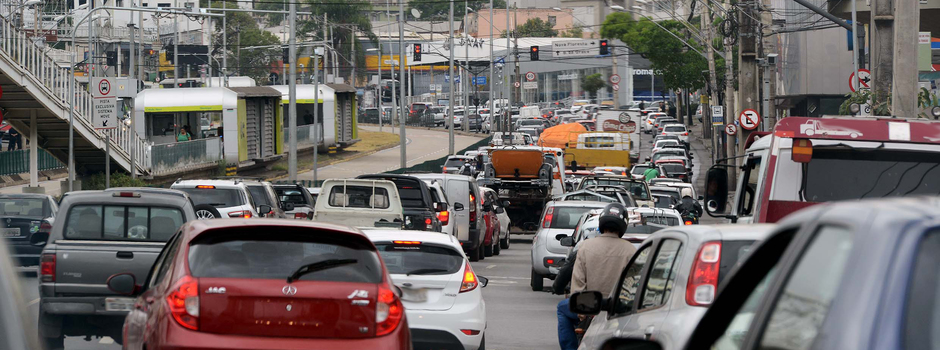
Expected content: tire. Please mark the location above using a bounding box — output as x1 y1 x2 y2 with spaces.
484 243 493 257
478 244 485 260
530 268 544 291
41 336 64 350
478 334 485 350
500 236 510 249
468 245 480 262
193 205 221 219
493 240 501 255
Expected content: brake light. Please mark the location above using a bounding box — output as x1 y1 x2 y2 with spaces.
686 242 721 306
425 217 433 226
438 210 450 225
685 220 693 225
376 285 404 336
459 261 478 293
167 276 199 330
228 211 252 218
112 192 140 198
293 212 307 219
461 329 482 335
196 185 215 189
39 221 52 234
393 240 421 245
542 207 554 228
40 254 55 282
546 258 555 265
792 139 813 163
683 132 688 136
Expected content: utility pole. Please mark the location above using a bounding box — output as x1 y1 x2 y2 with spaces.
463 0 470 133
222 13 227 85
448 0 455 153
892 0 919 117
174 14 179 87
702 2 719 160
313 45 320 183
611 46 619 108
760 0 776 128
737 1 759 155
351 27 356 87
398 0 407 169
504 0 511 132
869 0 893 110
287 0 297 181
512 4 519 127
129 22 137 178
488 0 494 133
722 0 736 175
379 40 384 132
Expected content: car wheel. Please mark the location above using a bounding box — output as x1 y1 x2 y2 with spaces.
193 205 221 219
478 244 485 260
500 236 510 249
468 245 480 262
493 239 500 255
530 268 544 291
41 336 64 350
484 243 493 257
478 334 485 350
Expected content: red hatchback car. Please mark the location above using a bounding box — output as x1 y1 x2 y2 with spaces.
107 219 410 350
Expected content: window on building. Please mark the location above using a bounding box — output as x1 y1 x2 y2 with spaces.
548 16 557 26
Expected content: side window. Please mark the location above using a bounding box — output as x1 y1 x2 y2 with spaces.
103 206 127 239
640 239 682 309
758 225 854 350
738 156 761 216
903 228 940 350
150 233 182 287
612 246 651 316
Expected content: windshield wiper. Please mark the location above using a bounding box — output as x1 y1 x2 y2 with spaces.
286 259 358 283
404 268 450 275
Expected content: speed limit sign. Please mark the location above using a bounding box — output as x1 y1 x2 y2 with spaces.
525 71 536 81
609 74 621 84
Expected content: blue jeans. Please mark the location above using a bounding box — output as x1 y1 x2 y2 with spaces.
557 298 580 350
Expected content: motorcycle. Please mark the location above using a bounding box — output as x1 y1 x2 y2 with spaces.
681 211 700 225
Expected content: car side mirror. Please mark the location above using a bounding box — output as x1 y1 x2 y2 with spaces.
704 167 729 215
502 200 510 207
569 291 605 315
495 207 505 214
284 203 295 212
258 205 272 216
478 276 489 288
560 236 575 247
555 233 568 241
483 204 494 212
698 195 704 201
454 202 465 211
106 273 138 296
600 338 664 350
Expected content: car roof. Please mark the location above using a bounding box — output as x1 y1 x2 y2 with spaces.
181 218 366 241
60 189 193 206
548 200 610 208
102 187 190 199
648 186 681 192
173 179 249 188
363 230 460 247
0 193 54 200
652 224 776 245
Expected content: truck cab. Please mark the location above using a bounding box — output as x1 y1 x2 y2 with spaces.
312 179 404 228
705 116 940 223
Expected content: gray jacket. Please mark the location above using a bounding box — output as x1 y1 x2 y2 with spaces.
571 232 637 298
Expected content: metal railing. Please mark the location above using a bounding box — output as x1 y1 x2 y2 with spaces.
0 15 150 173
149 137 221 175
0 149 65 176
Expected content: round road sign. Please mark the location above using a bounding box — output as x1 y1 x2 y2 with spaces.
609 74 621 84
738 109 761 130
849 69 871 92
513 81 521 88
725 123 738 136
97 79 111 96
525 71 536 81
612 83 620 91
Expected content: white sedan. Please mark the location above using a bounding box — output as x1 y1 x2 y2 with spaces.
365 230 488 350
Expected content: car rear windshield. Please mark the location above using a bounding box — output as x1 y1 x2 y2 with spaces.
651 190 680 200
664 126 686 132
580 179 649 200
632 166 651 175
64 205 184 241
551 207 596 229
328 185 391 209
444 158 467 168
661 164 686 174
178 188 244 207
189 230 382 283
641 214 680 226
374 243 463 275
718 240 757 282
0 198 49 217
275 188 309 206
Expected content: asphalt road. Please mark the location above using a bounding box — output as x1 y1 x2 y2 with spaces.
297 126 485 180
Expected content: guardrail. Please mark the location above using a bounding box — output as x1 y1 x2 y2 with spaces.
0 149 66 176
149 138 221 175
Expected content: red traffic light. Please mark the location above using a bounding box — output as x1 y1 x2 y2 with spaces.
531 47 538 52
415 44 421 53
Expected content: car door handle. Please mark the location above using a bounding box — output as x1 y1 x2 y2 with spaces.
116 251 134 259
644 326 655 340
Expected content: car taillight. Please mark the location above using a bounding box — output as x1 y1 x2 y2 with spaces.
685 220 693 225
376 285 404 336
40 254 55 282
686 242 721 306
39 221 52 233
425 217 433 226
542 207 554 228
228 211 252 218
293 213 307 219
438 211 450 225
167 276 199 330
683 132 688 136
459 261 478 293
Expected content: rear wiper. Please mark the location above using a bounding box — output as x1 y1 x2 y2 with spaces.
286 259 358 283
404 268 450 275
205 203 228 206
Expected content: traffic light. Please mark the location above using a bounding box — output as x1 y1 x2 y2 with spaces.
165 45 175 64
600 40 609 55
529 46 539 61
282 48 289 62
413 43 422 62
106 51 117 66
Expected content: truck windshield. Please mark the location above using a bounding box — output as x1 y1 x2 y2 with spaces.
774 146 940 202
580 179 650 200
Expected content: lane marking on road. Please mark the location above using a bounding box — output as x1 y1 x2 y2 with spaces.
99 337 114 344
27 298 39 306
486 264 497 269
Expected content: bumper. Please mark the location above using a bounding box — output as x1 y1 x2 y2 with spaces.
10 243 43 266
406 301 485 350
153 319 410 350
532 251 566 275
41 297 133 317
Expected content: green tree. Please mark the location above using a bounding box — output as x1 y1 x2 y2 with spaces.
581 73 607 100
211 2 282 83
514 17 558 37
559 25 584 38
298 0 375 82
409 0 507 20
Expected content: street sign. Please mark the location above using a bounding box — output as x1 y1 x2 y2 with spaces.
513 81 521 88
849 69 871 92
612 83 620 91
472 76 487 85
711 105 724 126
523 82 538 90
92 77 117 130
558 73 579 80
525 71 536 81
551 40 600 58
738 109 761 130
725 124 738 136
609 74 621 84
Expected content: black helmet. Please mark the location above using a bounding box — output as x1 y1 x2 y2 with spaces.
598 203 628 235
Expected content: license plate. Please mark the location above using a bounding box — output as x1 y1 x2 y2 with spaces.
400 288 428 302
105 297 136 312
1 228 20 237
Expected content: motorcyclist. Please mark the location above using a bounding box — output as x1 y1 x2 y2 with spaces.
674 188 703 219
557 203 637 350
642 163 660 182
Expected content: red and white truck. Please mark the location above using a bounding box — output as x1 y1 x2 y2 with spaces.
705 116 940 223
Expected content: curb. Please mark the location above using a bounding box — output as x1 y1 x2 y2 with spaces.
358 123 489 138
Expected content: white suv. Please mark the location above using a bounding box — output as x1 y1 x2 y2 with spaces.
661 123 690 144
170 179 262 219
365 230 488 350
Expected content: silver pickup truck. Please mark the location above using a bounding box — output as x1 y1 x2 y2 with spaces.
37 188 195 349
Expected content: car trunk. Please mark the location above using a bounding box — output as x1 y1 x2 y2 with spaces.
544 228 574 254
391 273 461 311
53 240 164 295
0 216 43 243
198 278 378 338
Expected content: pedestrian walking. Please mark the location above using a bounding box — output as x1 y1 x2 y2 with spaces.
6 128 20 151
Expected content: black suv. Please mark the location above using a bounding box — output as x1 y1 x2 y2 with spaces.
356 174 444 232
